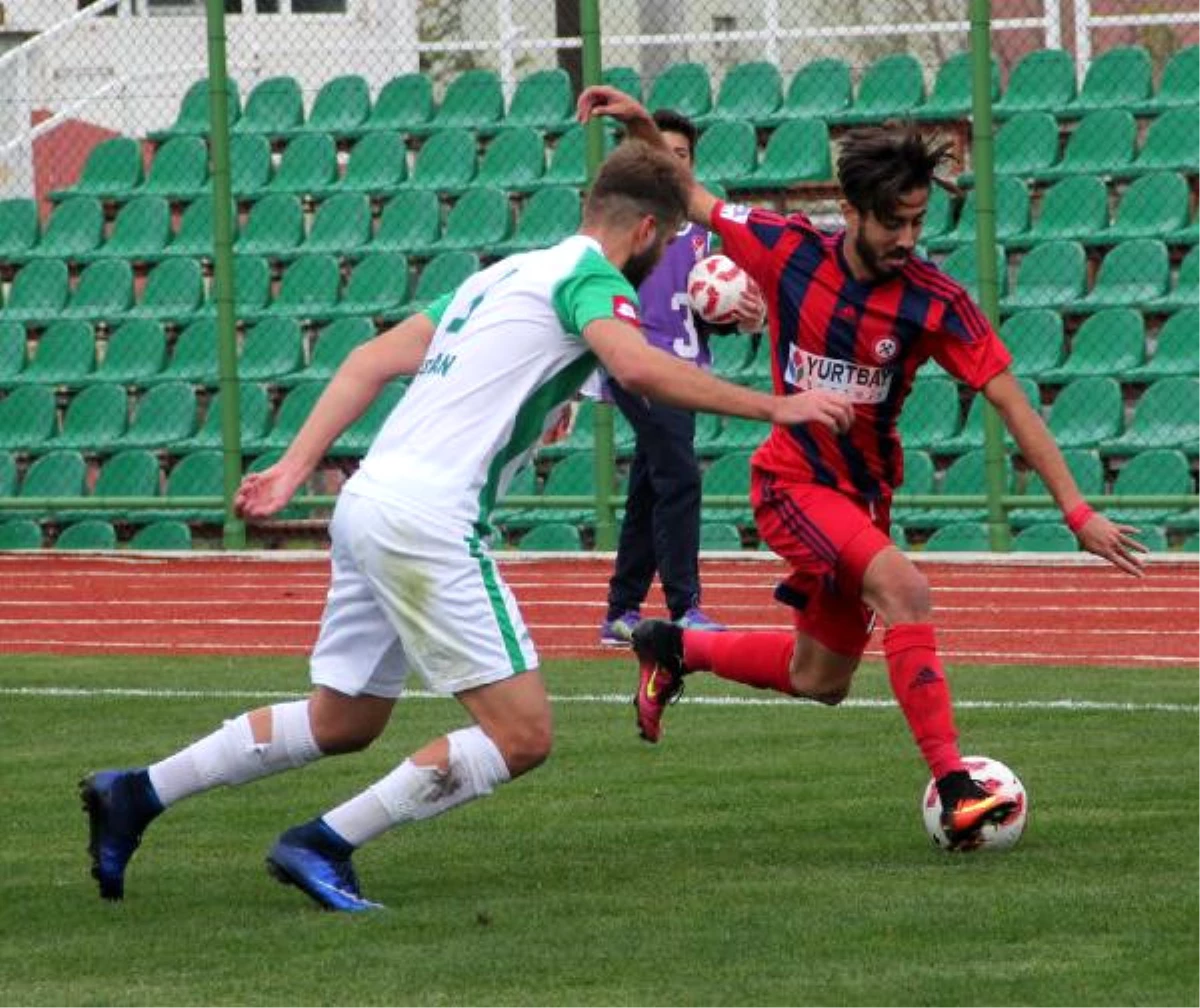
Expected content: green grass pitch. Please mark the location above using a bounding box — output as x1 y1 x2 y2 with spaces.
0 654 1196 1006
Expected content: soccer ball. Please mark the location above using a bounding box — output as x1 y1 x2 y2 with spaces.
921 756 1028 852
687 254 750 325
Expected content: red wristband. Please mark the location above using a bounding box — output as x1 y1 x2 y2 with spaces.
1064 502 1095 534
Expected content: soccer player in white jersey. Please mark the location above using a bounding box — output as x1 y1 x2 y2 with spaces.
79 141 855 912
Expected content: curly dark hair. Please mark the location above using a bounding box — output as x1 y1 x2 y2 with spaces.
837 122 957 219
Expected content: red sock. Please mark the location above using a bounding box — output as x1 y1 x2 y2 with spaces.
682 630 796 695
884 623 964 780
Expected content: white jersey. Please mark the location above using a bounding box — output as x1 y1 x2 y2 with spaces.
345 235 641 529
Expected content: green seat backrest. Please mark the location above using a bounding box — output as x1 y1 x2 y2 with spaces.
922 185 953 240
121 381 197 446
137 257 204 313
996 49 1076 113
168 195 215 256
940 242 1007 299
1145 309 1200 375
505 69 572 129
542 125 612 186
433 69 504 130
374 190 441 251
20 449 86 497
0 451 17 496
924 522 990 552
102 195 171 255
702 451 752 495
304 74 370 133
952 175 1030 241
699 522 743 550
0 322 27 383
1123 378 1200 440
55 519 117 550
269 255 341 315
167 450 224 496
1059 109 1137 171
234 75 304 134
695 120 757 183
0 198 38 259
1088 239 1170 301
510 187 580 245
129 520 192 551
851 53 925 116
309 317 376 375
239 317 304 379
305 192 372 252
1010 240 1087 304
53 383 127 445
229 254 273 314
0 385 58 449
781 58 852 117
756 118 832 181
475 127 545 189
647 62 712 118
340 132 408 192
61 137 143 197
93 448 160 498
34 196 104 258
1012 523 1079 552
1072 46 1152 111
413 251 479 302
1028 175 1109 239
1022 448 1105 500
159 76 240 135
518 522 582 551
1157 45 1200 107
407 128 477 191
342 253 409 309
229 133 273 195
333 380 405 452
142 136 209 195
0 519 41 549
236 192 304 254
993 111 1059 175
899 449 935 495
942 449 1013 494
897 377 961 447
1112 448 1192 496
602 66 643 102
267 383 326 441
65 258 133 317
21 320 95 383
924 52 999 113
267 132 338 193
1053 308 1145 374
3 259 70 317
1046 376 1123 446
543 451 595 496
185 383 270 444
161 319 217 381
1112 172 1190 237
999 309 1064 376
711 61 782 121
367 74 433 131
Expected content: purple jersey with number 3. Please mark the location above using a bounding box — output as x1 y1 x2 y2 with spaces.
636 221 713 369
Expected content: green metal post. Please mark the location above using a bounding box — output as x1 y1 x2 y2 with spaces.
205 0 245 549
968 0 1010 551
580 0 618 550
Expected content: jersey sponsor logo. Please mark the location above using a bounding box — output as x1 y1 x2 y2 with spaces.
691 233 707 260
719 203 752 223
612 294 641 327
417 351 457 377
785 348 895 404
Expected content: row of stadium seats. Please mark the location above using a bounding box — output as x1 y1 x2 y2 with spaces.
0 518 193 551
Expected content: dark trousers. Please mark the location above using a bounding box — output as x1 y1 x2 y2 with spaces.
606 380 702 621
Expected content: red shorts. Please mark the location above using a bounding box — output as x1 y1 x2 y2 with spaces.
751 470 895 659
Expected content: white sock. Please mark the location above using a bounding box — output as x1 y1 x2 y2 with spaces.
147 700 322 807
323 725 511 847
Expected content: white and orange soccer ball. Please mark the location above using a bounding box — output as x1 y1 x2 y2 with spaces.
686 254 751 325
921 755 1028 852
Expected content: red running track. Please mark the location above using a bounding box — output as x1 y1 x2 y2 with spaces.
0 553 1195 668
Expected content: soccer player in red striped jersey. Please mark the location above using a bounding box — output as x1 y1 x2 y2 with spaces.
579 85 1148 849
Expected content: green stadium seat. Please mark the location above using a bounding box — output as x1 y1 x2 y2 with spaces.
346 73 432 137
711 415 768 453
315 131 407 198
0 198 39 264
426 187 511 255
284 74 370 139
914 52 999 121
317 253 409 322
708 332 754 382
923 521 990 551
936 377 1039 455
1034 109 1137 181
530 124 615 191
112 381 197 449
148 76 240 142
0 519 42 549
60 259 133 323
404 128 477 192
1130 309 1200 380
1009 448 1103 527
501 69 573 133
172 382 270 453
124 257 205 322
738 118 832 190
144 449 224 523
1046 376 1123 449
1100 173 1191 245
647 62 712 119
397 251 479 318
1011 522 1079 552
892 449 935 527
999 309 1064 378
926 176 1029 251
1136 44 1199 114
79 195 170 264
0 323 27 387
0 385 57 450
138 136 209 202
188 254 272 323
897 376 961 450
471 126 546 193
962 112 1059 183
229 133 273 198
411 69 504 136
234 192 303 258
1150 246 1199 312
238 318 303 381
994 49 1077 118
1068 46 1153 116
940 242 1007 304
700 61 782 126
48 137 143 202
245 381 324 453
291 191 372 258
908 449 1014 528
0 451 18 496
368 190 441 255
1133 525 1171 551
1074 239 1169 313
762 58 852 126
1104 449 1195 524
493 187 580 256
129 519 193 551
525 451 596 525
253 254 341 322
10 320 94 387
490 463 540 531
14 196 104 264
1182 530 1200 551
232 75 304 137
1001 240 1086 312
45 383 127 452
278 316 374 386
154 318 217 384
699 522 743 551
517 522 582 552
265 133 338 196
920 185 953 245
700 450 753 525
61 448 159 522
55 519 117 551
1011 175 1108 249
1039 308 1144 383
833 53 926 125
156 195 215 261
329 380 407 456
0 259 70 325
16 449 87 510
1126 107 1199 177
1166 506 1200 534
695 120 757 188
693 413 725 458
602 66 642 102
1102 377 1200 456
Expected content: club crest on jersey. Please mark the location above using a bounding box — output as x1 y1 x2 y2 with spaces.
785 348 895 404
873 337 898 362
611 295 641 327
719 203 752 224
691 234 707 259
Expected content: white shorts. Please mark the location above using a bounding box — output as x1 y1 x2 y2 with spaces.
309 491 538 698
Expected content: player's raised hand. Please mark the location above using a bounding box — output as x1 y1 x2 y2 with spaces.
577 85 650 125
234 462 307 520
772 390 855 434
1075 513 1148 578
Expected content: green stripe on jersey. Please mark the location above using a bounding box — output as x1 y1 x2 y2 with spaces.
465 532 526 673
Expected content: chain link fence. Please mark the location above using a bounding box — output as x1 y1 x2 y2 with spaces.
0 0 1196 553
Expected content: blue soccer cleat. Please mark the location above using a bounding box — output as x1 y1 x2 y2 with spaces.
79 769 163 901
266 819 383 913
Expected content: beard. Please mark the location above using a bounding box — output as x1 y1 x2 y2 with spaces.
856 230 909 281
622 243 662 289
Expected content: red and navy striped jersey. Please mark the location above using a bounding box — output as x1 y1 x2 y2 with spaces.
710 201 1012 503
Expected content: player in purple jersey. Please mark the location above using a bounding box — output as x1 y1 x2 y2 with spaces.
600 109 767 645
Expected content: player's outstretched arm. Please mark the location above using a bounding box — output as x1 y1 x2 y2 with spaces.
583 317 853 433
982 370 1147 577
235 313 437 519
576 85 719 228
